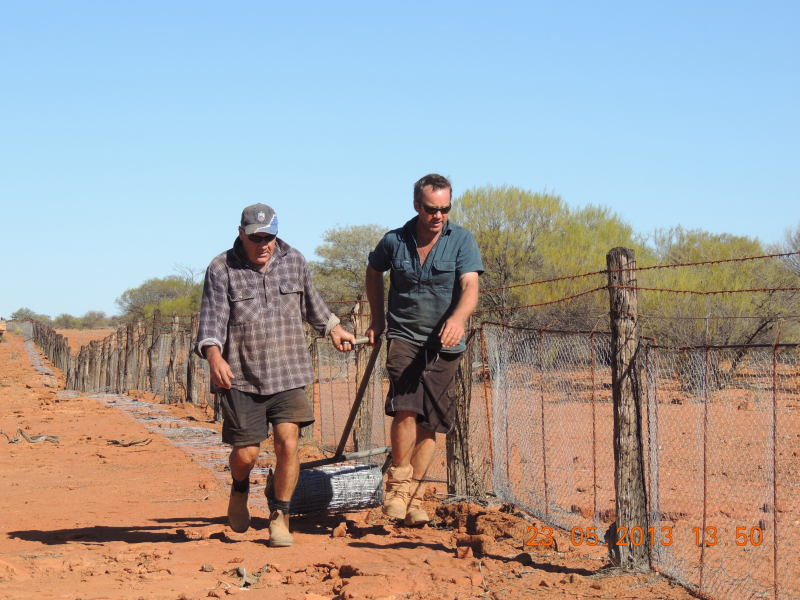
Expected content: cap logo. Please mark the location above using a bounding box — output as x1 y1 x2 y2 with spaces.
257 211 266 222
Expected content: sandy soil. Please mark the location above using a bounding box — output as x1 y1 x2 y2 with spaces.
0 330 698 600
54 329 117 353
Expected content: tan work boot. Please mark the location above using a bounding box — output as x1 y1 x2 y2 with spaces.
268 510 294 547
227 488 250 533
404 479 430 526
383 464 413 520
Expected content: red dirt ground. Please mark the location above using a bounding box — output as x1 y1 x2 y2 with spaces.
55 329 117 353
0 331 697 600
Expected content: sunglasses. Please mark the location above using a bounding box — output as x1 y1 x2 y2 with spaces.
416 201 452 215
246 232 276 244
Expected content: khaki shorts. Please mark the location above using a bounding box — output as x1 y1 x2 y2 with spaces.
384 339 462 434
221 387 313 447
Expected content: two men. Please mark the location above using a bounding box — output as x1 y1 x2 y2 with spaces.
195 204 355 547
366 174 483 525
196 174 482 545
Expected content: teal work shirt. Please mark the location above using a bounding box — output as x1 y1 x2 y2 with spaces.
368 217 484 354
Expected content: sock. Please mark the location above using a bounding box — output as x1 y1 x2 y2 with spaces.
273 499 291 514
232 477 249 494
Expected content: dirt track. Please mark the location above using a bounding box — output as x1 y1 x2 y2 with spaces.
0 330 697 600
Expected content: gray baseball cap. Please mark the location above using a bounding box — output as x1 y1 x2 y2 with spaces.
241 204 279 235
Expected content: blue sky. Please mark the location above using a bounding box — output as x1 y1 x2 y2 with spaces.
1 1 798 318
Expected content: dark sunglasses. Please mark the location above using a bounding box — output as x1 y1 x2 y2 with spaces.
416 201 452 215
246 232 276 244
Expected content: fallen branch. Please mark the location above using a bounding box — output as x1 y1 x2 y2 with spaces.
107 438 151 447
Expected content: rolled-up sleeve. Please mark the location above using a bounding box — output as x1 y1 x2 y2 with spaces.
194 259 230 357
368 234 391 273
300 260 340 336
456 231 484 277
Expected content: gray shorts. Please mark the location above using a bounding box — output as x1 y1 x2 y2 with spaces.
384 339 462 434
221 387 314 447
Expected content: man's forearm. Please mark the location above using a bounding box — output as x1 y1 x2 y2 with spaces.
450 274 479 324
365 266 386 325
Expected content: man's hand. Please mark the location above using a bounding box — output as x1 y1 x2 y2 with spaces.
205 346 235 389
439 316 466 349
439 272 479 349
365 320 385 347
330 324 357 352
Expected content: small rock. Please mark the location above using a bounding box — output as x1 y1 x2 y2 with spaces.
470 572 483 587
539 579 550 587
228 557 244 564
513 552 534 566
208 591 224 598
225 588 239 595
456 546 473 559
332 523 347 538
329 568 340 579
338 564 360 578
200 564 214 572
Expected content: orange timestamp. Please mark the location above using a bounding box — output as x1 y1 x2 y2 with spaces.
528 525 766 548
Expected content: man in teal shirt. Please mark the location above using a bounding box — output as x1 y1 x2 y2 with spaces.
365 174 483 526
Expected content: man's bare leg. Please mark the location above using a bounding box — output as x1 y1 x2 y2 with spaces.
390 411 436 478
272 422 300 503
227 444 259 532
386 411 435 521
229 444 260 481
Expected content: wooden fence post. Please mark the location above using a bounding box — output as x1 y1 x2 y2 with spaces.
99 337 108 391
167 312 180 403
87 340 99 392
148 309 162 395
123 324 135 392
606 247 649 571
187 313 204 406
136 320 148 391
447 320 483 497
351 295 372 454
116 327 125 393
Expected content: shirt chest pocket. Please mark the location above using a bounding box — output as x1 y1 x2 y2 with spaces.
391 258 416 292
228 287 261 324
279 281 303 316
431 260 456 290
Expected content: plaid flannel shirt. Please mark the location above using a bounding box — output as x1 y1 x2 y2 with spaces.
194 237 339 395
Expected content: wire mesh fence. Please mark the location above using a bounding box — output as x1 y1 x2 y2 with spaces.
644 344 800 600
474 321 799 600
478 323 615 532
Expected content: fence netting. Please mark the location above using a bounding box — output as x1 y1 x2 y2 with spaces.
644 344 800 600
479 323 615 532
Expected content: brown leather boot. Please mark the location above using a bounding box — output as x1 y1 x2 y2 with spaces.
268 510 293 547
227 488 250 533
404 479 430 526
382 464 413 520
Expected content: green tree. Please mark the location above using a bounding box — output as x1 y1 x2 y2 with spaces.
781 221 800 277
638 226 800 346
116 267 203 321
81 310 108 329
452 185 644 326
309 224 388 303
53 313 81 329
10 307 51 325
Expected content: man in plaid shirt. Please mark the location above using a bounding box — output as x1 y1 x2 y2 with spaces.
195 203 355 547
